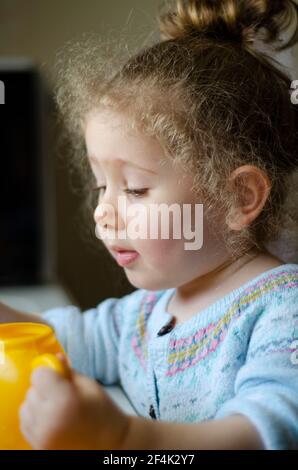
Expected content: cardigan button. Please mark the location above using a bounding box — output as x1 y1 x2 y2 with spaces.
149 405 157 419
157 317 176 336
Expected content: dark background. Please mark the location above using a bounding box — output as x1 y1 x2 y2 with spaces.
0 0 161 309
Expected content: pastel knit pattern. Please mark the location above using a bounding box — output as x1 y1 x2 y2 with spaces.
41 264 298 450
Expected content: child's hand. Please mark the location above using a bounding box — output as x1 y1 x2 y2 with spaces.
19 354 131 449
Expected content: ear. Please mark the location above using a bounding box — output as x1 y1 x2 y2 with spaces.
227 165 271 231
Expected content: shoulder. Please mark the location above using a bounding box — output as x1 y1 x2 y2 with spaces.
252 264 298 327
246 266 298 360
237 263 298 325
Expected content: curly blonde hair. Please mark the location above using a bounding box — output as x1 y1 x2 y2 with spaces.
53 0 298 260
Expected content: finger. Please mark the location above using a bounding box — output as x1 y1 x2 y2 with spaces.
19 403 34 427
19 418 34 446
24 387 41 408
19 403 37 443
19 416 41 450
55 352 73 380
56 352 71 369
31 367 66 399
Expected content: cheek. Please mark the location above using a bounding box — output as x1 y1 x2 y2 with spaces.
134 237 184 264
126 204 186 242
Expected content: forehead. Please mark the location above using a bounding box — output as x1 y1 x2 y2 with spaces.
84 109 167 170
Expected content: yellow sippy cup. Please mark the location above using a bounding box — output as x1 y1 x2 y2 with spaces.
0 322 71 449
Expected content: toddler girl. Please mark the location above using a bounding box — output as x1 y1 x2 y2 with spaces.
1 0 298 450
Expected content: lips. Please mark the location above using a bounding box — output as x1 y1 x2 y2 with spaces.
109 245 132 253
109 246 139 267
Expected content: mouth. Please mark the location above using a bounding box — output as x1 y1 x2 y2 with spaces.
109 246 140 267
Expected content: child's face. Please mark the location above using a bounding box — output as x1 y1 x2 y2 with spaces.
84 109 229 291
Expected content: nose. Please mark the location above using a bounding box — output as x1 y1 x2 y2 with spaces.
93 192 125 232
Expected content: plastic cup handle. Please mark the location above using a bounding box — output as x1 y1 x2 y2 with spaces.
31 353 72 380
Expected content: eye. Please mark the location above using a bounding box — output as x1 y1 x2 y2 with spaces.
92 186 148 199
92 186 106 198
123 188 148 198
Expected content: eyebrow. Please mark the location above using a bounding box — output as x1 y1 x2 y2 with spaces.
88 156 158 175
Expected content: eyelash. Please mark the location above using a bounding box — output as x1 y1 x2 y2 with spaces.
92 186 148 198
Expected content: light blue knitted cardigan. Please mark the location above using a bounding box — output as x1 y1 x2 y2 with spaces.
41 263 298 449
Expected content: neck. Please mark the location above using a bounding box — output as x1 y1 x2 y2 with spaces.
176 246 262 301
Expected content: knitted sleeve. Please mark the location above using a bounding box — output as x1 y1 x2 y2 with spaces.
40 289 143 385
214 291 298 450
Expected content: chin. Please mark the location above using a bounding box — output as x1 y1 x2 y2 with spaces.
124 270 172 291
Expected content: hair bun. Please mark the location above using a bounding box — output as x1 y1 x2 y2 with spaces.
159 0 298 50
